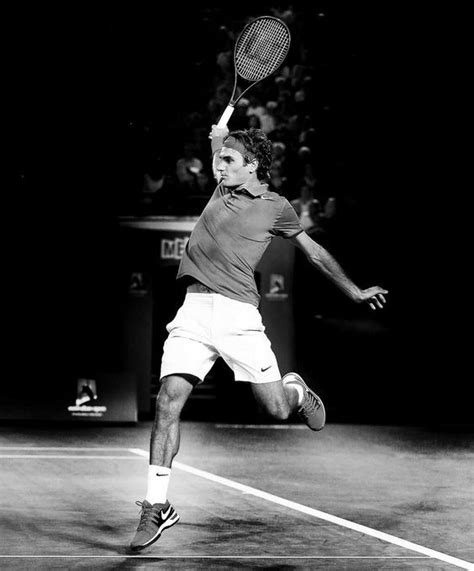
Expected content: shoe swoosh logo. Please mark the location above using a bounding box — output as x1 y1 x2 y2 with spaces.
261 365 272 372
161 506 172 519
156 473 169 477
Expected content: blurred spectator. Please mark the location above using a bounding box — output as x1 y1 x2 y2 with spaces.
214 48 234 94
291 177 337 237
299 125 317 148
259 101 278 135
273 75 293 116
291 184 323 234
231 98 251 130
247 114 262 129
246 95 266 121
208 85 232 120
268 165 288 195
272 3 296 27
301 161 319 191
138 156 181 216
301 75 315 101
216 49 232 77
176 142 209 193
272 141 287 169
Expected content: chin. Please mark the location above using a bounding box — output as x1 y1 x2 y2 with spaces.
221 180 235 188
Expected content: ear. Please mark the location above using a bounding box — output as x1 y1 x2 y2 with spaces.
247 158 259 174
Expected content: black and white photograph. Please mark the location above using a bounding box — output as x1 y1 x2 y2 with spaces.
4 3 472 569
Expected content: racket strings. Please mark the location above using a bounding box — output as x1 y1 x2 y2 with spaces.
235 18 290 82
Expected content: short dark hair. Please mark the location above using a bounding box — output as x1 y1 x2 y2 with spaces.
226 128 273 181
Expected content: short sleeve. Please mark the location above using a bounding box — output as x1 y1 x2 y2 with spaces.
272 198 304 239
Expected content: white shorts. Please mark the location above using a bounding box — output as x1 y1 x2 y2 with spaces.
160 293 281 384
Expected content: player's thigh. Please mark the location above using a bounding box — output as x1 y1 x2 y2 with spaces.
218 308 281 383
160 335 217 384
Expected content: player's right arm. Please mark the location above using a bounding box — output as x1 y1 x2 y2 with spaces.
290 231 388 310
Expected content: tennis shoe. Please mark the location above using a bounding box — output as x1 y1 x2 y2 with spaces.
130 499 179 552
283 372 326 431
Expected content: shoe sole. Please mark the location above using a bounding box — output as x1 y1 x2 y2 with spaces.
130 511 180 552
283 372 326 431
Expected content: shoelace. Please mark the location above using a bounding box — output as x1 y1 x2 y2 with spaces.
135 501 162 530
299 391 321 418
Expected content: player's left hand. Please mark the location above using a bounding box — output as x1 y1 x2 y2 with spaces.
359 287 389 310
209 124 229 139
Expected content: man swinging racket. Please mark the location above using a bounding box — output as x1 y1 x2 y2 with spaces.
129 123 388 551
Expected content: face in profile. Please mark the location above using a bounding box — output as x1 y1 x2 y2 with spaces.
216 147 256 187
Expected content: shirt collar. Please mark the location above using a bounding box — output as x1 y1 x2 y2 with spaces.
235 180 268 197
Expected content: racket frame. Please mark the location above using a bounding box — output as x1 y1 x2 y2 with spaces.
217 16 291 128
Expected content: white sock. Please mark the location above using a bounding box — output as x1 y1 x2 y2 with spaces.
284 381 304 406
145 465 171 505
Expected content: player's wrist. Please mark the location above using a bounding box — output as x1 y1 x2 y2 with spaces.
211 137 224 155
351 287 363 303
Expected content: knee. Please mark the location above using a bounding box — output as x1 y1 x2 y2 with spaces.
156 387 177 413
155 389 173 415
154 392 180 428
155 377 189 419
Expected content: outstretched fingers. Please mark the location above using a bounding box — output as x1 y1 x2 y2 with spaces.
368 293 387 310
360 287 388 310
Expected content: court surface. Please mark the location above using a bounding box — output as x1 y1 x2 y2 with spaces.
0 421 472 570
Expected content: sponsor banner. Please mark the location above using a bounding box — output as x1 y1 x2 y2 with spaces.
67 378 108 418
264 273 289 301
160 236 189 262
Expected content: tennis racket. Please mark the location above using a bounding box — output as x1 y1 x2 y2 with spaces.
216 16 291 128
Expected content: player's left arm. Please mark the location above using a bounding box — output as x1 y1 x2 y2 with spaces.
209 124 229 182
290 231 388 310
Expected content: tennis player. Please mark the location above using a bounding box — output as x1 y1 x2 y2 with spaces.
130 125 388 551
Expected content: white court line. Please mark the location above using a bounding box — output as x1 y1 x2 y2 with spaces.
129 448 474 570
215 424 307 429
0 447 132 451
0 447 140 459
0 455 140 460
0 555 432 560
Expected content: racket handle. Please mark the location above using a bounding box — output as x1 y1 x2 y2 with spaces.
217 105 235 128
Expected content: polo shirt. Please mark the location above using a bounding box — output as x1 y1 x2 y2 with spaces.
177 179 303 306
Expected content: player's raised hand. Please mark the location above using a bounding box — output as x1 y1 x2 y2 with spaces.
209 124 229 140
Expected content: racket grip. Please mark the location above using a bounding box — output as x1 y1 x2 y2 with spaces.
217 105 235 128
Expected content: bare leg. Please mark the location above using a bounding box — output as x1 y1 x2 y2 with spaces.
130 375 189 550
250 380 299 420
150 375 194 467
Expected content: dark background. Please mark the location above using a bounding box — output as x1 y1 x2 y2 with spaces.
6 4 465 424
